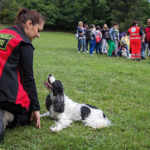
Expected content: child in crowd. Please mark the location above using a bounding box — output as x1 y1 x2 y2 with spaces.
108 22 118 57
114 25 119 57
101 24 109 54
95 26 102 54
88 24 96 55
84 24 89 53
118 32 130 58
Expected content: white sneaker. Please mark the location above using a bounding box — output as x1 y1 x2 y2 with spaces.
127 57 130 59
87 51 89 53
78 51 80 53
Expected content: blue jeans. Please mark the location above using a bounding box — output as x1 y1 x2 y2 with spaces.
141 43 146 58
96 41 102 53
118 44 129 57
78 38 85 52
89 40 96 55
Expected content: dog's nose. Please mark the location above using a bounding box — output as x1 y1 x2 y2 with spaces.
49 74 52 77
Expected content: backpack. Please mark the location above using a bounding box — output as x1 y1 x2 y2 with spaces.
120 37 127 47
105 30 110 40
96 32 101 43
75 30 79 39
86 29 92 40
75 33 78 39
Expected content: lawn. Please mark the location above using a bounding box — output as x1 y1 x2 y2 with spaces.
0 25 150 150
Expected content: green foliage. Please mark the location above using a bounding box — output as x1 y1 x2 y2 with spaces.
0 0 150 30
75 0 111 27
56 0 79 29
110 0 147 32
0 0 23 24
23 0 59 26
140 0 150 24
0 0 111 29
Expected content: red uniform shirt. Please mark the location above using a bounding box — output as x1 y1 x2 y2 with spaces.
128 26 141 40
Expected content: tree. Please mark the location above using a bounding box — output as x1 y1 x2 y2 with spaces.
0 0 23 24
23 0 59 26
75 0 112 27
110 0 146 32
140 0 150 24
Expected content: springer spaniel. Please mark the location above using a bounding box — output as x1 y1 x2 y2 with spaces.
40 74 111 132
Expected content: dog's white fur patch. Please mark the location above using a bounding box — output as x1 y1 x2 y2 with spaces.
49 76 55 84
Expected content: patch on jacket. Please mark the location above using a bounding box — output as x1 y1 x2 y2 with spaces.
0 33 15 50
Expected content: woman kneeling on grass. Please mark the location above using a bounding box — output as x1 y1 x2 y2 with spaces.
0 8 45 142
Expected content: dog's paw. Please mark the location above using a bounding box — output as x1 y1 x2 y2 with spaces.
50 124 62 132
50 126 58 132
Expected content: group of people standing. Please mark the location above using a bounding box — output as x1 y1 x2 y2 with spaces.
77 21 109 55
76 19 150 61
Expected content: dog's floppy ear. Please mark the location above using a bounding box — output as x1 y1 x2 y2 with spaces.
53 93 64 113
46 94 53 111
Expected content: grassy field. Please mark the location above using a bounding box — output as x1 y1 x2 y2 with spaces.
0 25 150 150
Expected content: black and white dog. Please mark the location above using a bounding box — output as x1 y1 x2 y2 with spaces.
40 74 111 132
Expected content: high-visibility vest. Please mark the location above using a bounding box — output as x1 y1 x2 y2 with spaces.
128 26 141 40
0 25 33 110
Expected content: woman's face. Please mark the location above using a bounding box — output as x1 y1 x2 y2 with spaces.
25 21 44 42
104 24 107 29
80 23 83 27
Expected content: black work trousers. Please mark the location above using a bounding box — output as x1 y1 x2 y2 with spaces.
0 101 31 126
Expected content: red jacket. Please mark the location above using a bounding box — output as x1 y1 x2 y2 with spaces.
128 26 141 40
145 27 150 42
0 25 40 111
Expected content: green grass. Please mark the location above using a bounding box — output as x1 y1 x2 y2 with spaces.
0 25 150 150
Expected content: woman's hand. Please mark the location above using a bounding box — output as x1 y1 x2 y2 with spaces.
30 111 41 129
142 39 145 43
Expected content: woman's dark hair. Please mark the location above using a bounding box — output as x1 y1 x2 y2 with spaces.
90 24 94 29
15 8 45 26
83 24 87 28
125 31 128 35
131 21 138 26
96 26 100 30
112 22 118 26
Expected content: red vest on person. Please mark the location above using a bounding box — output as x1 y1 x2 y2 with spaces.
128 26 141 40
0 27 30 110
145 27 150 42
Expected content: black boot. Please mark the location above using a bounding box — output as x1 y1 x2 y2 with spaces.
0 109 14 142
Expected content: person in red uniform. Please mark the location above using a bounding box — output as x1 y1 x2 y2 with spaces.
128 21 143 61
0 8 45 142
142 19 150 56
